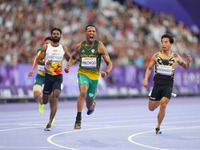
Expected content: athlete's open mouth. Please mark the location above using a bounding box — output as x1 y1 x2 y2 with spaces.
89 35 94 39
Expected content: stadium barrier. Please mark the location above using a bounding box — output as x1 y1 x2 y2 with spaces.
0 65 199 102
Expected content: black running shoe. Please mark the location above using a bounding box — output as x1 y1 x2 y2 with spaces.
74 121 81 129
44 124 51 131
87 102 96 115
155 128 162 134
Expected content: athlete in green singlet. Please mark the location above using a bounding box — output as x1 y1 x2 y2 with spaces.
65 25 113 129
28 37 52 114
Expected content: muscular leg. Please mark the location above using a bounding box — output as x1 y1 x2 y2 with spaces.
148 100 160 111
77 84 87 112
86 97 95 110
156 97 170 128
43 94 51 104
48 89 60 126
74 84 87 129
33 85 43 104
34 91 42 103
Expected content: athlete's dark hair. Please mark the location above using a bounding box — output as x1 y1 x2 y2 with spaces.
85 24 97 32
45 36 52 41
51 27 62 35
161 33 174 44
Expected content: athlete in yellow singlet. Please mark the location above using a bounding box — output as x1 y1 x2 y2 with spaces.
65 25 113 129
28 37 52 114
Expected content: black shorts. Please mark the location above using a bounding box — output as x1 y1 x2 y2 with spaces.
43 74 63 95
149 82 173 101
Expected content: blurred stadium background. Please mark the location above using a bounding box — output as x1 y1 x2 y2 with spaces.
0 0 199 102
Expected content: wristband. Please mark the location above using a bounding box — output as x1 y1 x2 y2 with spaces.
106 71 109 76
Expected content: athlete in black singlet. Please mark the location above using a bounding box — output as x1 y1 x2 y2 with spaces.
143 33 192 134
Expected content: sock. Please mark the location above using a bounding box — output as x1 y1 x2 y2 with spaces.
76 112 82 123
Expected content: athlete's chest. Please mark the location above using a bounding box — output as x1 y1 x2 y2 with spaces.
46 46 64 61
155 54 175 76
80 46 98 55
157 57 175 65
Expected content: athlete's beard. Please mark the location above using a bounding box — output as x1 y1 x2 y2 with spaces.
51 37 60 43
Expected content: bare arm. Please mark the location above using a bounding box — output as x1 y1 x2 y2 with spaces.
63 46 70 62
175 54 191 70
64 43 81 73
28 56 38 77
99 41 113 78
37 44 47 65
143 53 156 88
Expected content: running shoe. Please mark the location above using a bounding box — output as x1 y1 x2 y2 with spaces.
51 118 55 126
87 102 96 115
44 124 51 131
74 121 81 129
39 104 44 114
155 128 162 134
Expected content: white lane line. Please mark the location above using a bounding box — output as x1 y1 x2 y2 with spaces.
128 130 167 150
47 126 113 150
0 126 37 132
47 125 200 150
128 126 200 150
1 119 200 132
0 146 57 149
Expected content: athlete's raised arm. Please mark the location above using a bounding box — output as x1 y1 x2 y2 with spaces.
175 53 191 70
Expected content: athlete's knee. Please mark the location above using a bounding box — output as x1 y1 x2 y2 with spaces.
160 102 167 109
50 97 58 105
79 91 86 98
52 94 59 100
43 99 48 104
34 93 41 100
33 90 41 99
43 95 49 104
149 106 155 111
160 99 169 109
148 100 158 111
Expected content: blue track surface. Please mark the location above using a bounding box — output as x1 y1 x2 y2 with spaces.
0 97 200 150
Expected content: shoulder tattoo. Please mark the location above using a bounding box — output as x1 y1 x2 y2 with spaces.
178 61 184 66
155 54 159 57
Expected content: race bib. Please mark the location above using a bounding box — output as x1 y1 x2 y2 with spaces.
81 57 97 68
157 65 173 76
38 65 45 72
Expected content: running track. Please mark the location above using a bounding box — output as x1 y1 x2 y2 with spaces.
0 97 200 150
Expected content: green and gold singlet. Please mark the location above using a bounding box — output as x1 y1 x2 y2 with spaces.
37 48 45 76
78 40 101 80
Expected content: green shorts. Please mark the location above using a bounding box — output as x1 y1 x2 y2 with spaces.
34 74 45 86
78 73 99 99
